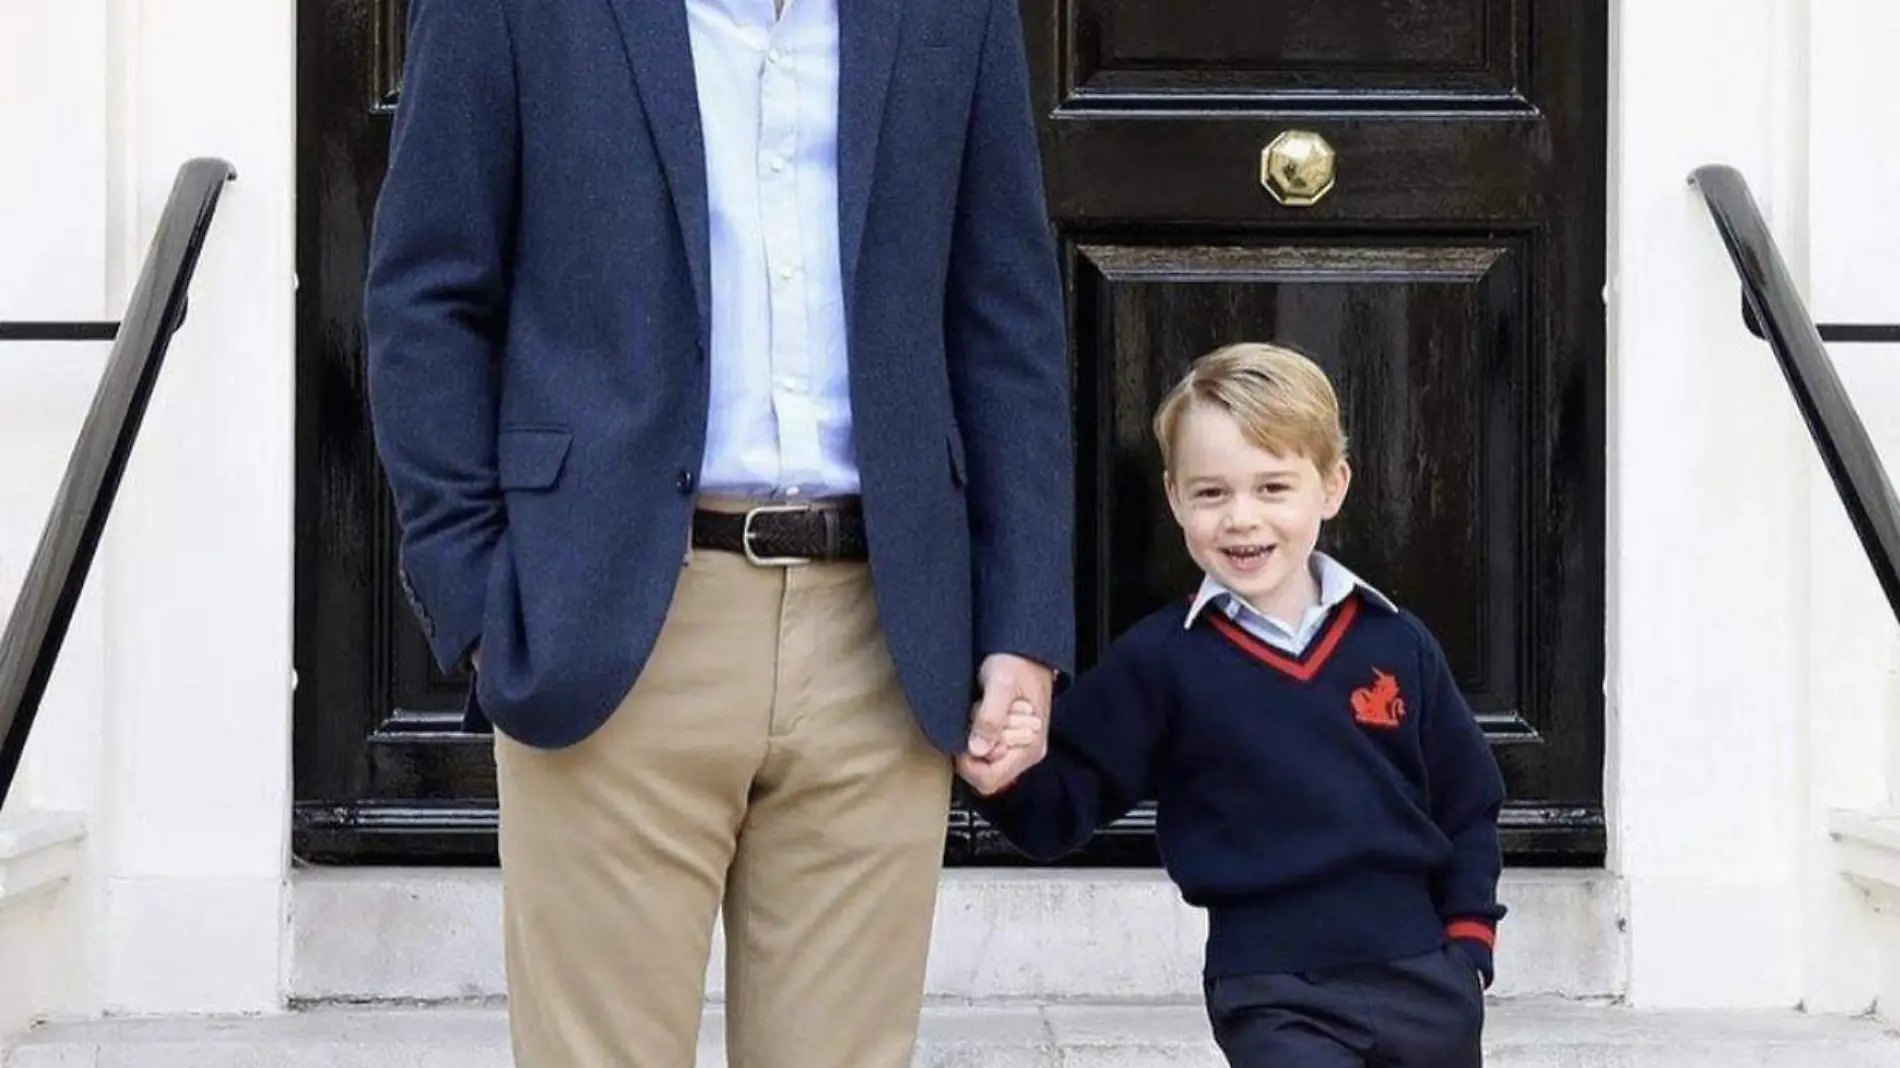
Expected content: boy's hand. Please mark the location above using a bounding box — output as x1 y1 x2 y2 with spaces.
957 697 1047 796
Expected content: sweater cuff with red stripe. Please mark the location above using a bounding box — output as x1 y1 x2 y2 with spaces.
1445 918 1497 989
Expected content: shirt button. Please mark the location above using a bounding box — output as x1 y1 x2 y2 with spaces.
779 264 796 280
676 469 696 494
767 48 782 64
767 155 785 172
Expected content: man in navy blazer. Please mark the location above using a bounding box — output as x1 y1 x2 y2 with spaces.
363 0 1071 1062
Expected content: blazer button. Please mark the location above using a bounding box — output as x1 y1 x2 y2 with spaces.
676 469 696 494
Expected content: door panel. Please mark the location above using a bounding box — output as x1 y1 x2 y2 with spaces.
1048 119 1550 221
1072 242 1522 697
1070 0 1521 100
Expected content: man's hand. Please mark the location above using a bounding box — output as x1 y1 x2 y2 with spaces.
957 653 1054 795
966 653 1052 757
956 697 1046 796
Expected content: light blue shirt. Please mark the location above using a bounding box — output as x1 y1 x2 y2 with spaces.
1183 552 1398 656
687 0 858 500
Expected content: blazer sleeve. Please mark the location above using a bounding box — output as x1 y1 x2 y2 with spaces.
942 0 1075 680
362 0 517 672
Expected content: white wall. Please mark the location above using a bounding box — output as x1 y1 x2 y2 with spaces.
1608 0 1900 1013
1805 0 1900 1019
94 0 297 1015
0 0 112 820
1610 0 1809 1010
0 0 297 1020
0 0 113 1033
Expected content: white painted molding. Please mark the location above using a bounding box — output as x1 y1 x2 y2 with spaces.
1830 809 1900 903
0 809 86 909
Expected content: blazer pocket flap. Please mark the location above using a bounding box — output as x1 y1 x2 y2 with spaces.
497 428 572 490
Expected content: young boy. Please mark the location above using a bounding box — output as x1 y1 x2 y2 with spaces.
971 342 1506 1068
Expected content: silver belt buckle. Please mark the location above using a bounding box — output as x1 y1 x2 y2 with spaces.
741 503 813 566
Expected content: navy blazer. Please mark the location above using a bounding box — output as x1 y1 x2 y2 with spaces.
364 0 1074 752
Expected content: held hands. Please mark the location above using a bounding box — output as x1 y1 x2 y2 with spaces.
956 653 1052 797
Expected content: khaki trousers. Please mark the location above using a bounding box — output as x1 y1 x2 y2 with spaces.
494 542 954 1068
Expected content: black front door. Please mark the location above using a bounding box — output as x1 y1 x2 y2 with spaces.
295 0 1606 864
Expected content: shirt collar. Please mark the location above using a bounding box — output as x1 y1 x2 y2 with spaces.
1182 551 1397 631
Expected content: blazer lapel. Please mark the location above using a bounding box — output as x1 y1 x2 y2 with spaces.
603 0 712 346
836 0 907 298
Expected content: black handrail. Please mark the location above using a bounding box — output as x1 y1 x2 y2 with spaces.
1690 164 1900 623
1745 313 1900 345
0 158 236 810
0 323 120 343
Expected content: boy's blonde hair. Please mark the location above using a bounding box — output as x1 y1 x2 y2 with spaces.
1152 342 1348 473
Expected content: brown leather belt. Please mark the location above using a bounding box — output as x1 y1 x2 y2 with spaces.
691 500 868 565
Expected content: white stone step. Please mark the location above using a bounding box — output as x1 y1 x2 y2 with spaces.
289 868 1623 1002
11 1000 1900 1068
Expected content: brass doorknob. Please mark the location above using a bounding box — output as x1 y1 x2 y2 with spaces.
1260 130 1336 207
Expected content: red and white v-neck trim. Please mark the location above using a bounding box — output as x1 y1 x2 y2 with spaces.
1205 595 1360 682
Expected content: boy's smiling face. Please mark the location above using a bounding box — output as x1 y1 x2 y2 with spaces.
1164 401 1350 623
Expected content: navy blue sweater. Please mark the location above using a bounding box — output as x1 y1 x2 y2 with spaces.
976 592 1508 984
